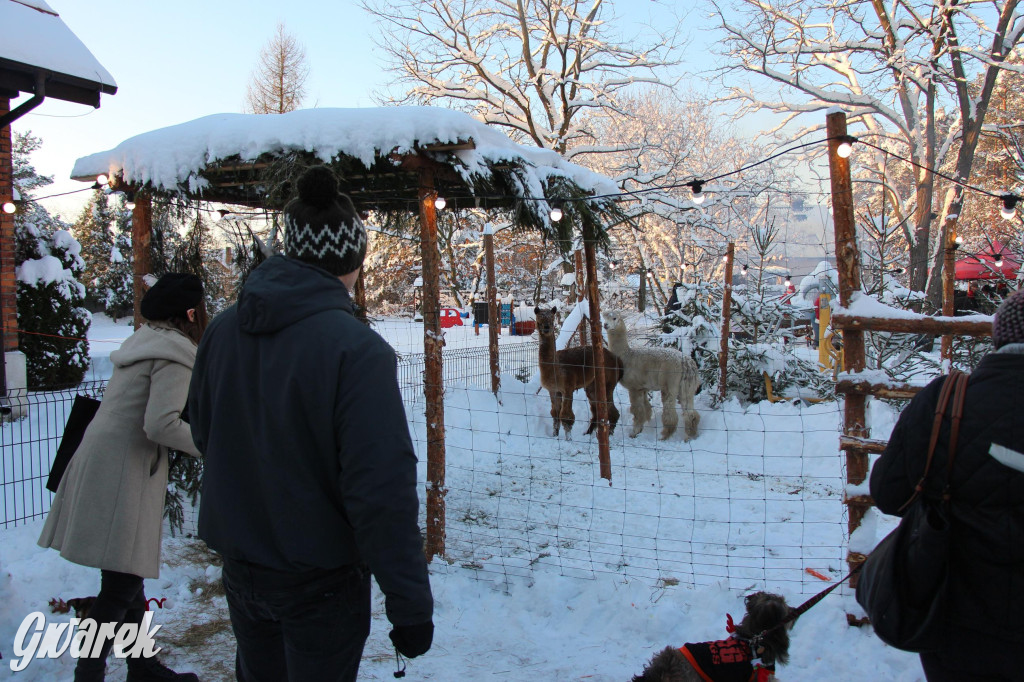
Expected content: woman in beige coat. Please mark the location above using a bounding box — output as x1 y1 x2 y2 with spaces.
39 273 207 682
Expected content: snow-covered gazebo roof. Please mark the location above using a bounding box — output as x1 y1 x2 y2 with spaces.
71 106 622 246
0 0 117 109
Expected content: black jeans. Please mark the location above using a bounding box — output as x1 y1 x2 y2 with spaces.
75 570 146 675
221 558 371 682
919 628 1018 681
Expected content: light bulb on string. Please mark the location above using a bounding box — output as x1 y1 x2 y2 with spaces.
549 201 564 222
785 274 793 287
994 254 1005 269
2 201 15 214
836 135 857 159
96 174 109 186
688 181 706 205
434 196 447 210
999 194 1018 220
741 264 748 274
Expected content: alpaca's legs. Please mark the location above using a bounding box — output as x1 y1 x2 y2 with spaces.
628 388 651 438
660 384 679 439
582 379 619 435
679 370 701 441
548 390 562 436
583 382 599 435
559 389 576 436
606 382 620 435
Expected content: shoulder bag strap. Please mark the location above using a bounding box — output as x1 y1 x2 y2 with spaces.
941 371 969 503
898 369 961 514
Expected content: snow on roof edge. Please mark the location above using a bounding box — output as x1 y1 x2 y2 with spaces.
71 107 620 200
2 0 117 90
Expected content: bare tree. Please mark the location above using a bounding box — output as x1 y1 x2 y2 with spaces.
707 0 1024 308
245 22 310 114
365 0 794 306
363 0 681 156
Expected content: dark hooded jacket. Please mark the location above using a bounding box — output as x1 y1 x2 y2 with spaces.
870 345 1024 643
189 255 432 627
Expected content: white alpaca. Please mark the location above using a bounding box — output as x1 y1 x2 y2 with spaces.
602 309 701 440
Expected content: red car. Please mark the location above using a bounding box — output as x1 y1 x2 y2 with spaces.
440 307 464 328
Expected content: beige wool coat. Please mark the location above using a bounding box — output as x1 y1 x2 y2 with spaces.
38 322 201 578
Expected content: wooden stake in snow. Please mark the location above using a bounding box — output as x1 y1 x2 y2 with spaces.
131 192 152 330
719 242 735 402
484 223 500 395
583 225 612 482
416 162 447 561
827 110 868 585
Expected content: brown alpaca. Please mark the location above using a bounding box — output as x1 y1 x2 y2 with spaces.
535 306 623 436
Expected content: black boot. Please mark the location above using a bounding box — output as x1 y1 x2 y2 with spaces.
73 660 105 682
125 657 199 682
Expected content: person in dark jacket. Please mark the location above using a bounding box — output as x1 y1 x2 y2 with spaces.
870 289 1024 682
188 166 433 682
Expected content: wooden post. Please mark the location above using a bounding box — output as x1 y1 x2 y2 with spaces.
818 294 833 369
574 249 588 347
0 103 17 356
417 165 446 560
827 110 869 583
940 223 956 362
484 224 500 394
131 191 153 329
583 226 612 482
352 268 368 324
718 243 735 402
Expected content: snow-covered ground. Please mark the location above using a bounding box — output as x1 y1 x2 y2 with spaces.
0 312 926 680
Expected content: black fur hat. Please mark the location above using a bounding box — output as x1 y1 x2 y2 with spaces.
140 273 203 321
992 289 1024 349
283 165 366 277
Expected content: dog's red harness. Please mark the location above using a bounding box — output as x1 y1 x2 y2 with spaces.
678 636 774 682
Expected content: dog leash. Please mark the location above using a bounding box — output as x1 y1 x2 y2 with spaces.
750 563 863 645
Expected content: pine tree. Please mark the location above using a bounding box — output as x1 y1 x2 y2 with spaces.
96 195 135 318
12 132 91 388
72 189 116 311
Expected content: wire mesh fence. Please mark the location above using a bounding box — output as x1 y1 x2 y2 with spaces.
397 341 539 404
2 343 850 597
0 380 107 529
409 373 847 596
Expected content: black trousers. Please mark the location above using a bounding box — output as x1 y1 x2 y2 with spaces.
75 569 146 673
919 628 1018 682
221 558 371 682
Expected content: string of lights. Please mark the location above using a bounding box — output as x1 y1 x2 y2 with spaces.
4 135 1022 223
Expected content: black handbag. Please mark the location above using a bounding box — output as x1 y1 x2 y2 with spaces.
46 394 101 493
856 369 967 652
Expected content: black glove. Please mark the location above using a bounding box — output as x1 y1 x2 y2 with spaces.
389 621 434 658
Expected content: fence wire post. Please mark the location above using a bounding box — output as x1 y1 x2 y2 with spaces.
827 111 869 587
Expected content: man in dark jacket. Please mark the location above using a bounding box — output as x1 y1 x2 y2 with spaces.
870 289 1024 681
189 166 433 682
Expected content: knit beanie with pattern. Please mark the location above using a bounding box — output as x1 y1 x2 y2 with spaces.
283 165 366 277
992 289 1024 349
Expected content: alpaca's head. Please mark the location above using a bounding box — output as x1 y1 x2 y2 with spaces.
534 306 559 336
602 309 627 334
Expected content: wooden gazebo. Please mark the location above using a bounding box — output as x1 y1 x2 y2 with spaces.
71 106 624 557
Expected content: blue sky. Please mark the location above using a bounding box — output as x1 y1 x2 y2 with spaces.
13 0 719 218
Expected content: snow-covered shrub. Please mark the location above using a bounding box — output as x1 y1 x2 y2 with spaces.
16 223 91 388
661 281 833 404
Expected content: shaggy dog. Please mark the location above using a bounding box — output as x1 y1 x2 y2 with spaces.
602 310 700 440
49 596 96 619
630 592 795 682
